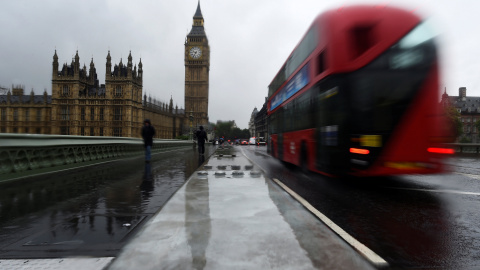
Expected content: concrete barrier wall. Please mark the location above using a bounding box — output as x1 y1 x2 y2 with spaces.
449 143 480 154
0 134 193 182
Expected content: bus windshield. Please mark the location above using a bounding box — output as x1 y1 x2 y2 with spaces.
348 21 437 134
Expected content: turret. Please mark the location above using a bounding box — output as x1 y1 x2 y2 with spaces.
74 50 80 74
106 50 112 77
43 89 48 103
127 51 133 77
30 88 34 103
53 50 59 78
128 51 133 67
90 58 95 82
138 58 143 80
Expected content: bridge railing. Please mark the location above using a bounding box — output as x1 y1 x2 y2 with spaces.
0 133 193 182
449 143 480 154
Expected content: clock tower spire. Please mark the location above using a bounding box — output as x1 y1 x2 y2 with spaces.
185 1 210 128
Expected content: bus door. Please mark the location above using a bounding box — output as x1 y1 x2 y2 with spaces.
277 133 284 160
315 79 348 174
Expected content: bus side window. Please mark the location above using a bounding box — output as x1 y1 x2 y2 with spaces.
317 50 326 75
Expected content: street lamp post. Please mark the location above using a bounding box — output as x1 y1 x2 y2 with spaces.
189 111 194 143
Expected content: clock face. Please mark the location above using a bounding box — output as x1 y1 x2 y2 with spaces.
189 47 202 59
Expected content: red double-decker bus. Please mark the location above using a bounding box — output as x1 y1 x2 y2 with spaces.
267 5 454 177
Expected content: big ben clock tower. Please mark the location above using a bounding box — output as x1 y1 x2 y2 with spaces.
185 1 210 127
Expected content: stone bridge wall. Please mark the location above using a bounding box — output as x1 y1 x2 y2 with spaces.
0 134 192 182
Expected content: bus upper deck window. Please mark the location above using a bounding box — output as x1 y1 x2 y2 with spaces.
317 51 326 75
351 25 375 59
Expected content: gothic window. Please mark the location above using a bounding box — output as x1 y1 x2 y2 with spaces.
90 128 94 136
13 127 18 133
81 107 85 120
36 109 41 122
100 127 104 136
100 108 104 121
81 127 85 136
61 106 69 120
62 85 69 96
114 107 122 121
25 128 29 133
113 127 122 137
13 109 18 121
25 109 29 121
90 107 95 121
36 128 41 134
1 108 6 121
60 126 69 135
115 86 122 97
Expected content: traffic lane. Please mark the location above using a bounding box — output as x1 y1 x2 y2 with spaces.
242 147 477 269
0 145 216 258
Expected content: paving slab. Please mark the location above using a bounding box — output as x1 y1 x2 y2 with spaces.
108 147 375 270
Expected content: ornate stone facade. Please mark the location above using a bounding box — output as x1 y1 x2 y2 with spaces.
184 1 210 128
0 51 185 139
1 3 213 138
0 86 51 134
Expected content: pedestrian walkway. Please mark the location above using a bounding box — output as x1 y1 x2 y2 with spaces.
108 146 375 270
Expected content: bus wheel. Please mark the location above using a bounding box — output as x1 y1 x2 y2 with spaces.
300 143 308 173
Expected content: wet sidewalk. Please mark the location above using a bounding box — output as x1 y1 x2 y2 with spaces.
108 146 376 270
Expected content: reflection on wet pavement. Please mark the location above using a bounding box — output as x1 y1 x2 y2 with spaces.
110 146 375 270
0 145 216 258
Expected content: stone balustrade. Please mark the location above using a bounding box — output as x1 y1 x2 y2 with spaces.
0 134 192 182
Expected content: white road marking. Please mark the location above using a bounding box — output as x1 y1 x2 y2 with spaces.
240 146 388 267
455 172 480 180
387 187 480 196
271 178 389 268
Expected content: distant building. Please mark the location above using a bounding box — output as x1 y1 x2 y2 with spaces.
0 86 51 134
249 107 258 137
441 87 480 142
0 50 185 138
254 98 268 139
0 2 213 139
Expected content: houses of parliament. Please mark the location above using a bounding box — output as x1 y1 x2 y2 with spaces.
0 2 210 139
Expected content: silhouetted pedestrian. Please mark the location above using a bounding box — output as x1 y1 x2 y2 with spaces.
141 119 156 162
197 126 207 155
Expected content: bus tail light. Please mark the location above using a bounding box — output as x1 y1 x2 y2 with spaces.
427 148 455 154
350 148 370 154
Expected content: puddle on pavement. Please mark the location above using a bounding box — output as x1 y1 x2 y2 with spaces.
22 215 145 246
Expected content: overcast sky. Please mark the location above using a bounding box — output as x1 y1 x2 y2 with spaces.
0 0 477 129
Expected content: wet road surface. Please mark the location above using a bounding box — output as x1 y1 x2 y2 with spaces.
2 143 480 269
241 145 480 269
0 145 216 258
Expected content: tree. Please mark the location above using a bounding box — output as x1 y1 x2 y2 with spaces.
444 105 463 139
475 119 480 135
231 127 250 139
214 121 250 140
215 121 234 139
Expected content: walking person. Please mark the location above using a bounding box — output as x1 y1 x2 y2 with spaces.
196 126 208 155
141 119 156 163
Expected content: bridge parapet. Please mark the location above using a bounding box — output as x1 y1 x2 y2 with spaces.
0 134 192 182
449 143 480 154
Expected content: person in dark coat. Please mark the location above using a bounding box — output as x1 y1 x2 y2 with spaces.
141 119 156 162
196 125 208 155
